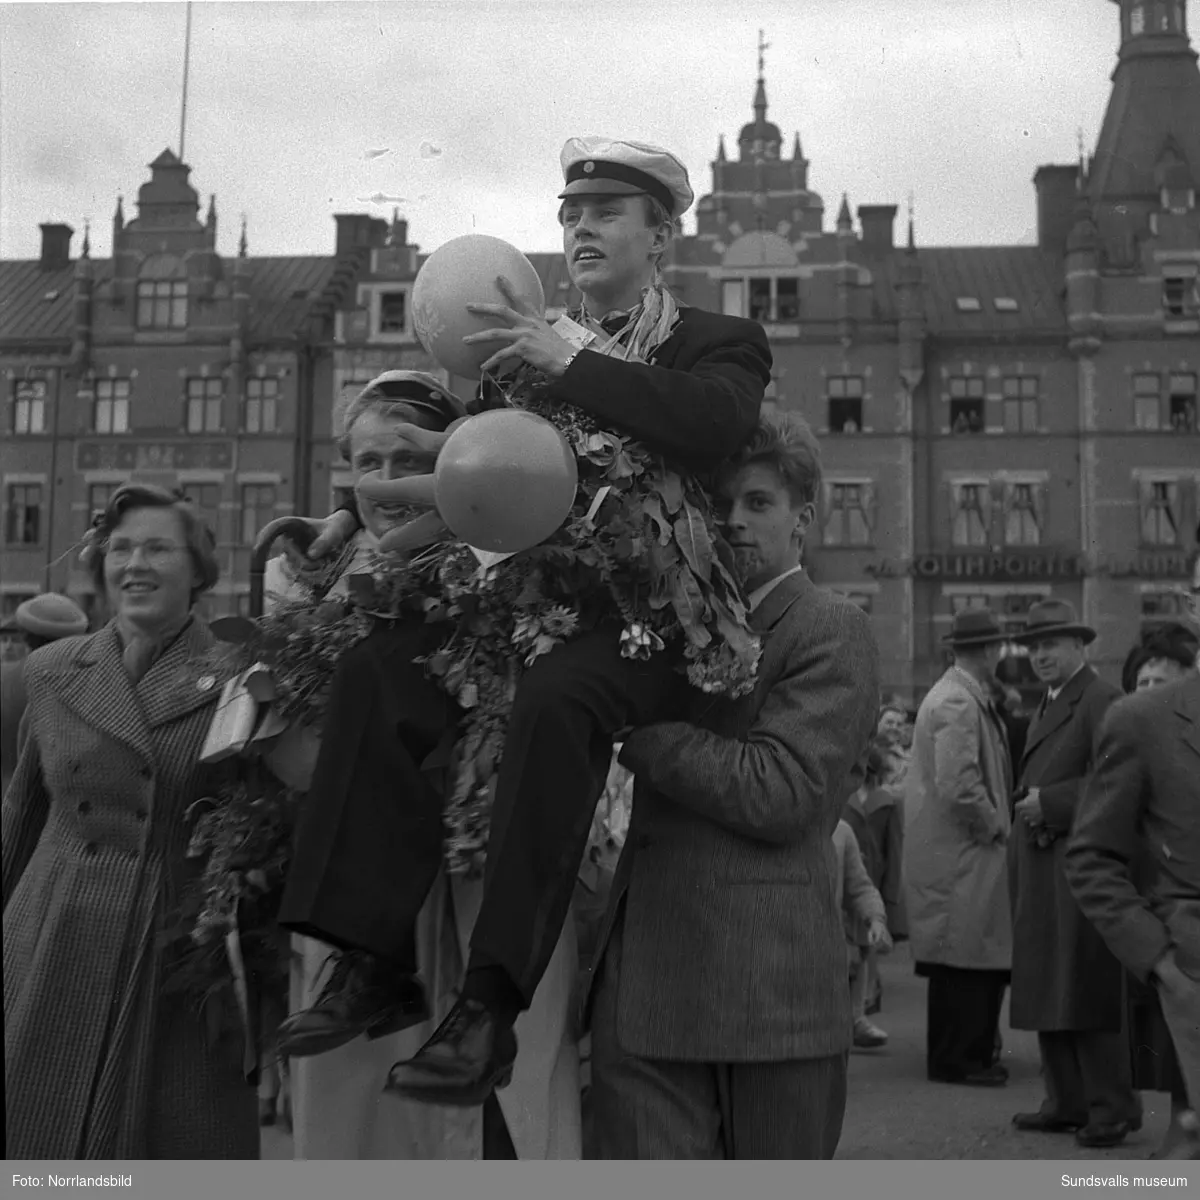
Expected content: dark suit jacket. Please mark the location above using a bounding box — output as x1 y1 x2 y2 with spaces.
1065 672 1200 983
584 572 881 1062
1008 665 1124 1030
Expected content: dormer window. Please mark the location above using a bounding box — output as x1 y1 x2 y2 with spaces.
137 280 187 329
954 297 982 313
379 290 407 334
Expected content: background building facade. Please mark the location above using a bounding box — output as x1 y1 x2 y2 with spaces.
4 0 1197 697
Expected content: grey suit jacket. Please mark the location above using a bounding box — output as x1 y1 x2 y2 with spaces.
583 571 881 1062
1065 671 1200 983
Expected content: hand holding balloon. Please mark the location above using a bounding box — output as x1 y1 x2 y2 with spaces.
463 276 577 378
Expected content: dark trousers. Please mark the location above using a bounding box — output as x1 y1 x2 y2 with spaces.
921 964 1008 1081
469 626 683 1004
277 621 456 966
280 620 682 1011
1037 1030 1141 1127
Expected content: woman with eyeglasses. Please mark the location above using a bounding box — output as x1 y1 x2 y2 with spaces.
3 484 258 1159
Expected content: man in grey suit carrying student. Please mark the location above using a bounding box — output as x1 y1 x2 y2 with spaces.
583 411 881 1159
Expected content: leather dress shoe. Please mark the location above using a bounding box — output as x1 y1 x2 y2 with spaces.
1076 1118 1141 1148
384 996 517 1107
1013 1111 1085 1133
276 951 428 1059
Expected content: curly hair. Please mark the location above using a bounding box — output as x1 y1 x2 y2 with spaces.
86 483 219 603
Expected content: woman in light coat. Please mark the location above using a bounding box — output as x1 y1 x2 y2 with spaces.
265 372 581 1160
4 485 257 1158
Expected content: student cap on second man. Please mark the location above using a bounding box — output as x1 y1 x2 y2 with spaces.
558 137 694 218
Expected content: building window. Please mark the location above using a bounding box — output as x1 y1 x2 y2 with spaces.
951 481 991 547
240 484 276 546
94 378 130 434
378 291 408 335
186 377 223 433
1003 482 1043 547
136 280 188 329
1168 373 1197 431
12 379 47 435
182 482 221 539
827 376 865 433
949 377 985 433
88 482 119 519
775 278 800 321
245 377 279 434
5 484 43 545
1141 589 1190 621
1163 272 1199 319
822 481 874 546
1002 376 1039 432
1139 479 1180 546
1133 373 1162 430
748 279 772 323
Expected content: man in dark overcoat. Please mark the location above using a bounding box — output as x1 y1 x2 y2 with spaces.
1064 558 1200 1144
1007 599 1139 1148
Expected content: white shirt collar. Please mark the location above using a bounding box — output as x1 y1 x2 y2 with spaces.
747 564 806 612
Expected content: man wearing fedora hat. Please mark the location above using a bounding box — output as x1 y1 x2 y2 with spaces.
904 608 1013 1087
1 593 88 797
1007 598 1139 1148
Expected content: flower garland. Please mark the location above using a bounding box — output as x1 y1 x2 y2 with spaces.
347 365 761 875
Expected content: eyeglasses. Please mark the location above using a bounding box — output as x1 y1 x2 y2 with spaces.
105 538 186 567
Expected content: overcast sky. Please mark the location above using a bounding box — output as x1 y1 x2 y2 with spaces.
1 0 1129 261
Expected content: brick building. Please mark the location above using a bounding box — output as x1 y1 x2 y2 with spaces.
661 0 1199 700
3 0 1197 697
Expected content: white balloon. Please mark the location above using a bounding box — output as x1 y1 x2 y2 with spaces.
411 234 546 380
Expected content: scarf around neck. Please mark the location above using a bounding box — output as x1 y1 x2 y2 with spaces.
574 283 681 366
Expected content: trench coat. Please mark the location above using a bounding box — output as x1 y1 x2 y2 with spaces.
1008 665 1122 1032
1 656 28 797
3 618 258 1159
903 666 1013 971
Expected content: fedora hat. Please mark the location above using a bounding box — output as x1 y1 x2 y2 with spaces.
1014 598 1096 646
943 607 1008 647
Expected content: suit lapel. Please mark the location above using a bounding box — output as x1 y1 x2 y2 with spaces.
750 570 811 634
136 617 221 731
50 624 155 765
1022 666 1094 764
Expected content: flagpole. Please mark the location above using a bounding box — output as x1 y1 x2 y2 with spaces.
179 0 193 160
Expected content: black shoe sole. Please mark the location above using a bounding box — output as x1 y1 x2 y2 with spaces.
383 1062 515 1108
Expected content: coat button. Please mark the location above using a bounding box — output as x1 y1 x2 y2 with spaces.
84 843 98 857
78 800 92 815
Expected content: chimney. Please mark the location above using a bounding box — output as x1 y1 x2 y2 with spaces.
858 205 898 255
334 213 391 258
1033 164 1080 255
39 223 74 271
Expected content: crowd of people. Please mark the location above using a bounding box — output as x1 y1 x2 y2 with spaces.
3 131 1197 1163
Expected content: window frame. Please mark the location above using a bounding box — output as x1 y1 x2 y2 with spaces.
244 376 280 434
950 479 992 547
5 482 43 546
1139 478 1181 548
948 376 985 434
12 379 48 436
94 377 131 435
239 483 277 546
136 279 188 330
1001 375 1039 433
826 375 865 434
822 479 875 547
185 377 224 434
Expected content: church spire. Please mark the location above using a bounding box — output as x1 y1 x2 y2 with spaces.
238 213 248 258
837 193 854 235
753 28 770 123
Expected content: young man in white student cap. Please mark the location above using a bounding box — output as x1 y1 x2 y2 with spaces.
273 137 776 1119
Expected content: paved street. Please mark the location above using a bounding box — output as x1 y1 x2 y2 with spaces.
262 942 1170 1160
837 945 1168 1160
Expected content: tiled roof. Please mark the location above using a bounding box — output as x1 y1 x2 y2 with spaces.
0 255 338 346
914 246 1066 334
